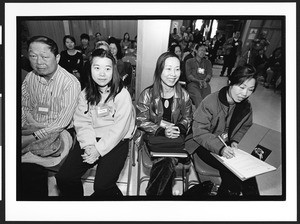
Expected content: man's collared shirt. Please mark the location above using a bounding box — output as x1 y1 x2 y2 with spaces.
22 65 81 139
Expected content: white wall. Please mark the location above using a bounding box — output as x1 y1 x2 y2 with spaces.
135 20 171 99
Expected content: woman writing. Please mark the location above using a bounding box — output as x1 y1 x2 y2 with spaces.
56 49 135 198
136 52 192 196
186 64 259 197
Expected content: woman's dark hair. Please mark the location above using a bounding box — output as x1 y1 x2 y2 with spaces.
27 35 59 56
108 38 123 60
169 44 181 54
80 33 90 41
152 51 180 98
195 43 206 51
85 49 123 105
228 64 258 92
123 32 130 41
63 35 76 45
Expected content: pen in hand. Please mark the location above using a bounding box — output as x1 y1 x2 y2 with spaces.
218 135 235 158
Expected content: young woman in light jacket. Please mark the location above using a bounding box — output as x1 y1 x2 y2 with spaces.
56 49 135 198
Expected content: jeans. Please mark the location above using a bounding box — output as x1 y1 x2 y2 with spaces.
146 157 177 196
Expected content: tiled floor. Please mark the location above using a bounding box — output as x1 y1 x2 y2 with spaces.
48 64 282 197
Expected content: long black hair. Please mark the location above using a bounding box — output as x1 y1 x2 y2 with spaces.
229 63 258 92
85 49 123 106
151 51 181 99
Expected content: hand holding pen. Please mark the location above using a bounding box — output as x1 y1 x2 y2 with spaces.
218 135 235 159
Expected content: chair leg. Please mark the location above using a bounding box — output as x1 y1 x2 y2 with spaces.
136 149 142 196
191 155 202 184
126 141 133 196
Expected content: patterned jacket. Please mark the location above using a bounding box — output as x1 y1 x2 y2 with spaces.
136 84 192 147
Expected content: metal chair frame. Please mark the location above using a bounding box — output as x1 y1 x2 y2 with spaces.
136 143 192 196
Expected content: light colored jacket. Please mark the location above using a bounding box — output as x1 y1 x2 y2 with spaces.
74 88 135 156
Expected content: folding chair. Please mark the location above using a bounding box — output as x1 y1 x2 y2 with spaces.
80 126 137 196
136 142 192 196
190 153 221 194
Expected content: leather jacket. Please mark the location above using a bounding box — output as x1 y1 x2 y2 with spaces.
136 84 192 136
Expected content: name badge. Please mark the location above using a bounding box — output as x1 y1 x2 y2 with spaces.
198 68 205 74
220 132 228 142
37 105 49 115
160 120 174 128
97 106 110 117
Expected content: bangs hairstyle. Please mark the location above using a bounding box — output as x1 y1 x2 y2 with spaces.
169 44 181 53
228 64 258 92
152 51 180 98
85 48 123 105
27 35 59 56
63 35 76 45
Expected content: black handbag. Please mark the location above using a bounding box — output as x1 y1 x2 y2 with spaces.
145 135 185 153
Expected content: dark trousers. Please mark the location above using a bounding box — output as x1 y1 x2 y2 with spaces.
221 55 237 76
187 82 211 109
18 163 48 200
18 128 75 200
195 146 259 197
55 139 129 199
146 157 177 196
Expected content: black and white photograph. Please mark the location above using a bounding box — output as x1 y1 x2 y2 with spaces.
1 1 298 223
251 144 272 161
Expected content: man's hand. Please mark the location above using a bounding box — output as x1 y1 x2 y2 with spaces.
198 79 207 89
22 134 36 149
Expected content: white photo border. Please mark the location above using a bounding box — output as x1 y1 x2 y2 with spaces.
5 2 297 222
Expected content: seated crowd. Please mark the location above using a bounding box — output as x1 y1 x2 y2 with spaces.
20 26 280 199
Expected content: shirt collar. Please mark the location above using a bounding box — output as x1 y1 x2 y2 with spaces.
36 65 59 85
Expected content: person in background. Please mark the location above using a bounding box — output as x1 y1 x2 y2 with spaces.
59 35 83 80
132 35 138 50
263 47 282 89
108 38 132 88
75 33 93 64
186 26 194 43
185 43 212 108
55 49 135 199
120 32 132 55
177 25 186 42
209 33 224 66
252 48 268 79
21 35 81 199
169 44 185 84
193 28 203 44
220 31 243 77
136 51 192 196
179 32 190 52
186 64 259 197
169 27 180 46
